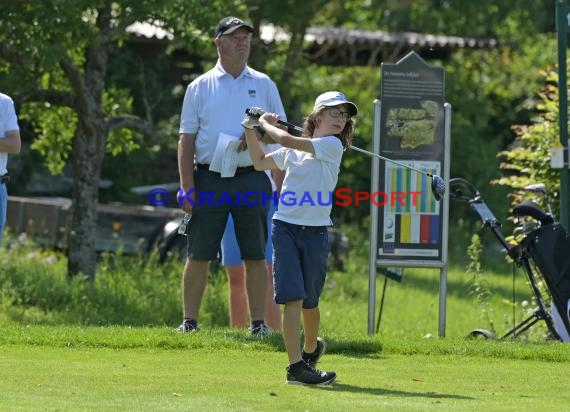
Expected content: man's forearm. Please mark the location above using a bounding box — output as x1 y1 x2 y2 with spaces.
178 134 195 190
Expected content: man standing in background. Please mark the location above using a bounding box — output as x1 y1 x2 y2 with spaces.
176 16 286 334
0 92 22 243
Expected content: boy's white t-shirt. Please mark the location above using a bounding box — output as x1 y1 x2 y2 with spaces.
270 135 343 226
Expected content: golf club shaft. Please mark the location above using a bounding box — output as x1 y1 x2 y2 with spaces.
277 118 304 134
275 118 435 178
348 145 435 178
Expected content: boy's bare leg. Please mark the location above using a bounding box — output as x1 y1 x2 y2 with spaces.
283 300 303 364
302 307 320 353
264 262 282 330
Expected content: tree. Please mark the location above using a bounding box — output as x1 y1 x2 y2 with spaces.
0 0 560 276
0 0 245 278
245 0 331 119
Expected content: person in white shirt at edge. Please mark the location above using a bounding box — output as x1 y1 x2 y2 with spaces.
176 16 286 335
241 91 357 385
0 92 22 243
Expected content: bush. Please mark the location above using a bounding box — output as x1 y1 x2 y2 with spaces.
493 67 561 215
0 234 229 327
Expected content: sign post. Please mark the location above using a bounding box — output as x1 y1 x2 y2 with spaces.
368 51 450 336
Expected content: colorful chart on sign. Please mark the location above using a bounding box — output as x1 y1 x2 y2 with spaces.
382 160 440 255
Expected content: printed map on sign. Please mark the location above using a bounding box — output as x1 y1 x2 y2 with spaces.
382 161 440 256
385 100 440 149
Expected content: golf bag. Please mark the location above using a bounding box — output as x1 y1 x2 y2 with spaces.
450 178 570 341
518 220 570 341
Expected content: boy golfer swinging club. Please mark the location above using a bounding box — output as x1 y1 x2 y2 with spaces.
242 91 357 385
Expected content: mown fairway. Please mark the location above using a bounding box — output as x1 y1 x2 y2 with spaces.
2 238 569 410
2 326 570 411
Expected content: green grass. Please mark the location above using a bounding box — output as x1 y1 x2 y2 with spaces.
1 230 569 410
2 327 570 411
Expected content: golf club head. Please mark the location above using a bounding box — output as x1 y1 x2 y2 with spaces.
431 175 446 201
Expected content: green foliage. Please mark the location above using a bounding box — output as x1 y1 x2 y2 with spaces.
22 103 76 175
0 0 248 182
103 87 140 156
406 0 553 37
441 34 558 257
493 68 561 215
0 236 229 327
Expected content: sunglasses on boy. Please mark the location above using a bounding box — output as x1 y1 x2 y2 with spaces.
326 107 352 121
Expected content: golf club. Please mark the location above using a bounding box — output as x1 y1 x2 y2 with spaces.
349 146 445 201
523 183 554 217
245 108 446 201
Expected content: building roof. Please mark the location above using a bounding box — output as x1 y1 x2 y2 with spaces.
287 26 497 65
127 22 498 66
305 26 497 50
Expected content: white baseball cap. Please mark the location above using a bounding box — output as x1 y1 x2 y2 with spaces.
313 91 358 116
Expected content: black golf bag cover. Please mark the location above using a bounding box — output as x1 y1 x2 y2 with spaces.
522 223 570 340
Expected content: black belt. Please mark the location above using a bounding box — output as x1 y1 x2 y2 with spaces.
0 174 9 184
300 225 328 233
196 163 256 176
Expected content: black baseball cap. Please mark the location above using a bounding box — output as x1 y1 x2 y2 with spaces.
215 16 254 37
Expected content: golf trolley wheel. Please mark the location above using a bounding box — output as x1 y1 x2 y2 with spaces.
467 328 496 340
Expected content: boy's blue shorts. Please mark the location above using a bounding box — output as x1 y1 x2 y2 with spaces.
271 219 329 308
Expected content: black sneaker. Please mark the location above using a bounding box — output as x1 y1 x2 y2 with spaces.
249 323 272 336
286 361 336 385
302 337 326 368
176 319 198 333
